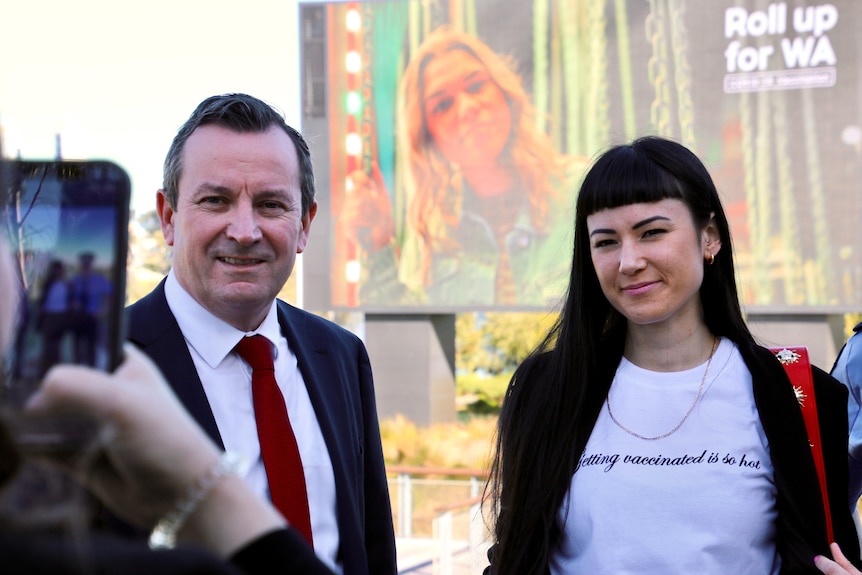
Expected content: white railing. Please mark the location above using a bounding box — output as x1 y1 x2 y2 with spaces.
432 495 487 574
389 466 491 575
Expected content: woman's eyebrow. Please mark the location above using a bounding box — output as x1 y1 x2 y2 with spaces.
632 215 670 229
589 215 670 237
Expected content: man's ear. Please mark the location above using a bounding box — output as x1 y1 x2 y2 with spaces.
156 190 175 247
297 200 318 254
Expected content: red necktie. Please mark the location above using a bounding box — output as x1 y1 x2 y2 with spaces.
234 335 313 546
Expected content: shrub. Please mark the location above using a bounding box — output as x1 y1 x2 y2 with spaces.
456 371 511 414
380 413 497 471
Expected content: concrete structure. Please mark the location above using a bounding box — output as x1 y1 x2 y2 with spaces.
366 314 456 426
747 311 847 371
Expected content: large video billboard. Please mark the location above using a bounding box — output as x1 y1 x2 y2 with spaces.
300 0 861 313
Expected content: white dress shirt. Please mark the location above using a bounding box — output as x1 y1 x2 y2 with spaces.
164 271 341 573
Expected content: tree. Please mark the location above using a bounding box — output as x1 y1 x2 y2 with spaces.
456 311 558 375
126 210 172 304
482 312 557 371
4 162 59 290
456 312 487 373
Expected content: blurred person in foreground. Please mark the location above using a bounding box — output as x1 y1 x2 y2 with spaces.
483 136 860 574
126 93 395 575
0 234 334 574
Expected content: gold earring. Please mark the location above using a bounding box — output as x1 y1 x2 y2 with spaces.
706 253 715 265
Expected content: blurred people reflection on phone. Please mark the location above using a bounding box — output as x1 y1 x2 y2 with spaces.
36 260 70 377
68 252 112 369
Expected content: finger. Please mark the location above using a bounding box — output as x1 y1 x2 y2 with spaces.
26 364 118 420
817 555 847 574
829 543 861 573
831 542 848 562
26 345 163 419
113 344 168 385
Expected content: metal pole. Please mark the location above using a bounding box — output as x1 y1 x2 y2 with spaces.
398 473 413 537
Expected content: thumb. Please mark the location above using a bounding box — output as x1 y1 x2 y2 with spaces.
815 543 861 575
26 363 118 421
25 345 163 420
110 344 171 392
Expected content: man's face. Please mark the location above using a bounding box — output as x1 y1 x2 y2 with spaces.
158 124 316 330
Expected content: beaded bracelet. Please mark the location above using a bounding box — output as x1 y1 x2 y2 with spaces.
149 451 249 550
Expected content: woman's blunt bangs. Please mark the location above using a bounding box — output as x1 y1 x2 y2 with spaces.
576 143 687 218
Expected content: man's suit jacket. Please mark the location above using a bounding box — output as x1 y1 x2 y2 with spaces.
126 280 397 575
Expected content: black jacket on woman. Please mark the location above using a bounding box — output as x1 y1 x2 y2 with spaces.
739 341 859 572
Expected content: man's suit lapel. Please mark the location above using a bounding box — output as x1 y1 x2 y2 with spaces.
126 280 224 447
276 302 353 467
276 302 361 556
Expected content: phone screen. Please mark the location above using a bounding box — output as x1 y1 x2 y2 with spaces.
1 159 130 404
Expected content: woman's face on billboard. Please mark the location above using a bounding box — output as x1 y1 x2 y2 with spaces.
422 48 512 170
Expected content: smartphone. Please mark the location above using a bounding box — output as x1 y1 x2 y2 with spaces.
1 159 130 452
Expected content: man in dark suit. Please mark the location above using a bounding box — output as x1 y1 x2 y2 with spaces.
126 93 396 575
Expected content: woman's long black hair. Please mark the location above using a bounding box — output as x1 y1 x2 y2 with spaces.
483 137 755 574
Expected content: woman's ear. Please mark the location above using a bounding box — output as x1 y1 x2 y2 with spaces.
703 212 722 259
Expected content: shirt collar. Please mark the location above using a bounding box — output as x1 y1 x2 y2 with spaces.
164 270 282 369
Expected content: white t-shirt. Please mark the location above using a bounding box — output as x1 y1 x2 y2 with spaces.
551 338 781 574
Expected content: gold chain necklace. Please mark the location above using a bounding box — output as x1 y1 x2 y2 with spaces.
606 337 719 441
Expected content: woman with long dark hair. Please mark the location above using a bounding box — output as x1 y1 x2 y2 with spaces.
484 136 859 574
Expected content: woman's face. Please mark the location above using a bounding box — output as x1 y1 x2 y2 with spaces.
421 48 512 169
587 198 720 332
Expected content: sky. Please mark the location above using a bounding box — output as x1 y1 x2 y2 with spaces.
1 0 303 217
